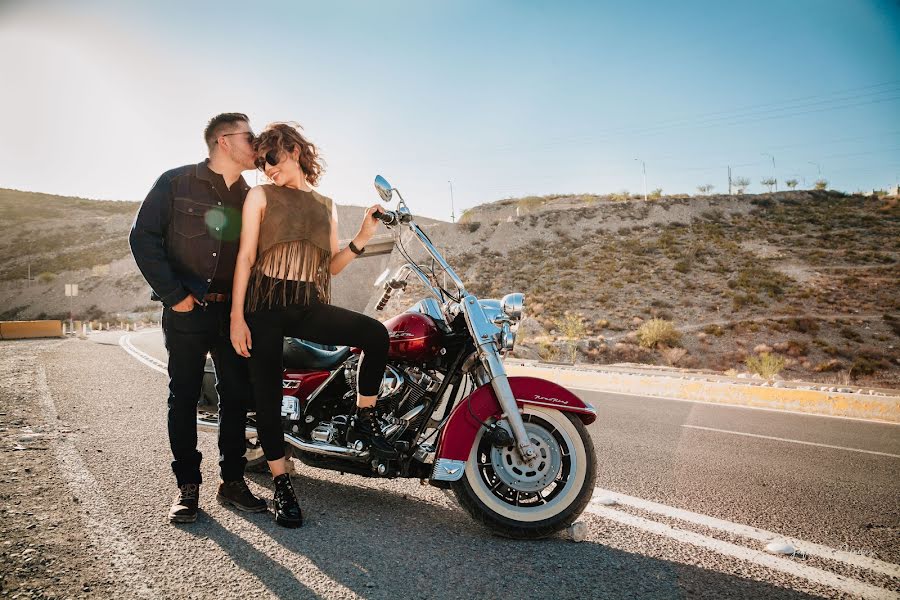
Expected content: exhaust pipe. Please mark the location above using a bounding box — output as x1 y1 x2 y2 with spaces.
196 414 369 460
198 412 258 437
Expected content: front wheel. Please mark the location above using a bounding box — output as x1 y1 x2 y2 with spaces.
451 406 597 539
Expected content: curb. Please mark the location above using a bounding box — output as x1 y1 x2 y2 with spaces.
504 360 900 424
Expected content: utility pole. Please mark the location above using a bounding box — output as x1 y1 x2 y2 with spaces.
634 158 647 201
808 161 822 179
762 153 776 191
728 166 732 195
447 180 455 223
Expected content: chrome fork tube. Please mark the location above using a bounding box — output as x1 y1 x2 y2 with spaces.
461 295 537 464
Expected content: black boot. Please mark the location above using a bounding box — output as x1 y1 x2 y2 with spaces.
168 483 199 524
353 406 398 458
272 473 302 528
217 479 268 513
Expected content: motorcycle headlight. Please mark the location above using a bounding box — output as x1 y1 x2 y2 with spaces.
501 293 524 321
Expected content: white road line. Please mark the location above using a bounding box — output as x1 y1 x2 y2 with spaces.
591 488 900 579
35 363 156 599
120 330 900 592
682 424 900 459
119 332 167 375
586 504 899 600
567 385 900 426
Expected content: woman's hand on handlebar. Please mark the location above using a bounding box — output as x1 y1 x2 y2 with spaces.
359 204 388 240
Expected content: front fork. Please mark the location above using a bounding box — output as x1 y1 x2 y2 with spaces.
461 295 538 464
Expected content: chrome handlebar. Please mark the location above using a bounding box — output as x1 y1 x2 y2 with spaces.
373 208 467 309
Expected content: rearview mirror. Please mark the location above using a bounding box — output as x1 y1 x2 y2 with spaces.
374 175 393 203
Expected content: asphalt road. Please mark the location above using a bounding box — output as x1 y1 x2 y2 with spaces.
7 330 900 599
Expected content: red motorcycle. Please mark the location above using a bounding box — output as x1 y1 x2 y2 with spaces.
199 175 597 539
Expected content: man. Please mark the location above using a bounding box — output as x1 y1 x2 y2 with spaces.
130 113 266 523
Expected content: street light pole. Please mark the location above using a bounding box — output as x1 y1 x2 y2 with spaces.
447 180 455 223
634 158 647 201
762 153 776 191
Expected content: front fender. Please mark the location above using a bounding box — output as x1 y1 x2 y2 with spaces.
433 376 596 468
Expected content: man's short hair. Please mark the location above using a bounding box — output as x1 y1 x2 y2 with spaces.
204 112 249 152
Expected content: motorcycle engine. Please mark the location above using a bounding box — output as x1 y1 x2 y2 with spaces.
343 358 439 440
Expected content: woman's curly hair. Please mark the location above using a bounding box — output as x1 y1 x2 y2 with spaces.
253 122 326 187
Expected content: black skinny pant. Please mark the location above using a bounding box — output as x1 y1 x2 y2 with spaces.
246 281 390 461
161 302 251 486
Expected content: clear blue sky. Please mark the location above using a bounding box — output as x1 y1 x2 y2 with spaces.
0 0 898 220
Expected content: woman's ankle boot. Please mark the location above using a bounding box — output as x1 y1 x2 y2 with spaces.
272 473 302 528
353 406 398 458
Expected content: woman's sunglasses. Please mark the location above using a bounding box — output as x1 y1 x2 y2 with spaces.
254 150 280 170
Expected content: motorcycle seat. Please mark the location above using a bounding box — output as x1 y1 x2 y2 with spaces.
282 338 352 371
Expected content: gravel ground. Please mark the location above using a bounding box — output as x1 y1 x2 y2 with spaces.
1 336 896 599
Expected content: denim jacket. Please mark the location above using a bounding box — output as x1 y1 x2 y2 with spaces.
129 160 250 307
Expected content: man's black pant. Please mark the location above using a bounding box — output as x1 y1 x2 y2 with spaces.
161 302 250 486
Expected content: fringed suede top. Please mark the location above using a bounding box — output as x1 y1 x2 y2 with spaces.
246 184 333 311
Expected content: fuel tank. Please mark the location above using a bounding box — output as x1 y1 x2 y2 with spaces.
383 311 443 362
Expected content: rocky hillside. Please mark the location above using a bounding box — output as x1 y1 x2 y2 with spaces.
371 190 900 388
0 188 437 320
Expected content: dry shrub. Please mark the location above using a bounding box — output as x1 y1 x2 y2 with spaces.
745 352 786 379
638 318 681 348
538 341 559 362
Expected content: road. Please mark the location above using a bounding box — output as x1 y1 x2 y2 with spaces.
1 330 898 599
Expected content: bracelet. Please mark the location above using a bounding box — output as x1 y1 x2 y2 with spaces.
348 240 366 255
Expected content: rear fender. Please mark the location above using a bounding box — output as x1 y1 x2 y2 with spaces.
431 377 596 478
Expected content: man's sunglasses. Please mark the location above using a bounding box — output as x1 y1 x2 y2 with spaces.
255 150 281 170
220 131 255 143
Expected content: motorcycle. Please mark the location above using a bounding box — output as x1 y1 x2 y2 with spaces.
198 175 598 539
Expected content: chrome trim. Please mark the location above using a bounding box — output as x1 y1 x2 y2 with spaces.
379 365 404 399
281 396 301 421
478 299 506 329
197 414 258 438
311 423 337 444
197 414 369 460
432 458 466 482
501 293 524 321
498 322 515 353
284 432 370 460
521 401 596 414
461 294 537 464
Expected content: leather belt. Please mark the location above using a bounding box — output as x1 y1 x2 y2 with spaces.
202 293 231 303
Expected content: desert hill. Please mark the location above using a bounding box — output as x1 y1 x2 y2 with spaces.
0 187 440 320
370 190 900 387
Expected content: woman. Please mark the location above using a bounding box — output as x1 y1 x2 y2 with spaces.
230 122 392 528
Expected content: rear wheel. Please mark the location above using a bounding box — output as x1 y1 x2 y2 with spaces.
451 406 596 539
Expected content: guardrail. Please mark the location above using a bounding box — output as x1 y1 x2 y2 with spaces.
0 320 65 340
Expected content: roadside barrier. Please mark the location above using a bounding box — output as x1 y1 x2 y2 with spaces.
0 320 65 340
505 360 900 423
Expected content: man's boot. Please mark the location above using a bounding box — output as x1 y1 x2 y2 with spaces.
272 473 303 528
168 483 199 523
216 479 267 513
352 406 398 458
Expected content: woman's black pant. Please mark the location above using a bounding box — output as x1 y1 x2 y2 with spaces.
246 282 390 461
